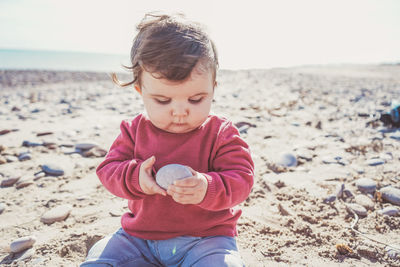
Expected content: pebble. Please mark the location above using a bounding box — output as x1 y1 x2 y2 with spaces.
354 194 375 210
377 206 399 216
18 152 32 161
41 204 72 224
389 132 400 140
357 245 377 260
343 189 354 198
1 176 20 187
366 158 385 166
5 155 18 163
323 195 336 204
42 164 65 176
355 178 376 193
10 235 36 253
83 147 107 158
335 183 345 198
385 245 400 259
380 186 400 206
156 164 193 190
22 140 43 147
15 176 34 189
346 203 368 216
75 143 98 151
276 152 297 167
0 202 5 214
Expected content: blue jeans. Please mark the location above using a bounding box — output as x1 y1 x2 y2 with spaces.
80 228 245 267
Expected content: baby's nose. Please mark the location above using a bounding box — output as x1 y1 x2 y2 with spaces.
172 104 188 117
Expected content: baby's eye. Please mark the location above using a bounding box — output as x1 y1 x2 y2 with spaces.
189 97 203 104
155 99 171 105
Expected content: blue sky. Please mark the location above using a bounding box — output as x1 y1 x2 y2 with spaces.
0 0 399 69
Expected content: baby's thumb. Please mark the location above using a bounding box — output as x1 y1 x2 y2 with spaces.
142 156 156 169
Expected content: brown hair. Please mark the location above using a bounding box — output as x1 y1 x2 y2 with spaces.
112 13 219 88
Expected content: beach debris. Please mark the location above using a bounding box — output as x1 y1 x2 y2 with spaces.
336 243 353 255
377 206 399 216
380 186 400 206
41 164 65 176
355 178 376 193
15 176 34 189
156 164 192 190
41 204 72 224
335 183 345 198
18 152 31 161
0 202 5 214
323 195 336 204
366 158 385 166
1 176 20 187
10 236 36 253
354 194 375 210
385 245 400 260
346 203 368 217
276 152 297 167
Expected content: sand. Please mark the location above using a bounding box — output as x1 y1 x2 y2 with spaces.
0 65 400 266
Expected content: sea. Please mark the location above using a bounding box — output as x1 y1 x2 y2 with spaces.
0 49 130 73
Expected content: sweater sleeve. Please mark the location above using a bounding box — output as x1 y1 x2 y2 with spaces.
198 122 254 211
96 120 147 200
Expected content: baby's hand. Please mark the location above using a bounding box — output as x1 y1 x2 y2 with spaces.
139 156 166 196
167 167 208 205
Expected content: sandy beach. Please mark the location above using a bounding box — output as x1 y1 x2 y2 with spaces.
1 65 400 266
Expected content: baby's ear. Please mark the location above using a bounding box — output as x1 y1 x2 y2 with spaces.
134 85 142 94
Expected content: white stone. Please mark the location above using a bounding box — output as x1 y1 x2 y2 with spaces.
156 164 192 190
10 236 36 253
41 204 72 224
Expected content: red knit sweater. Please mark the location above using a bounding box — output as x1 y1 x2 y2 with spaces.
96 114 254 240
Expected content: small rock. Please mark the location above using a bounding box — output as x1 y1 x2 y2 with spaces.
357 245 377 260
22 140 43 147
5 155 18 163
33 171 46 181
0 202 5 214
1 176 20 187
346 203 368 216
354 194 375 210
0 156 6 164
385 245 400 259
323 195 336 204
41 204 72 224
377 206 399 216
42 164 64 176
355 178 376 193
366 158 385 166
10 236 36 253
335 183 345 198
75 143 98 151
18 152 32 161
83 147 107 158
380 186 400 206
0 129 11 135
36 131 53 137
156 164 192 190
15 177 34 189
276 152 297 167
343 189 354 199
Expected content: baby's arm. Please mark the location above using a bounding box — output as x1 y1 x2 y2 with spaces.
96 120 165 200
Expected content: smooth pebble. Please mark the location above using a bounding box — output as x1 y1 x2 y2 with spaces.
10 236 36 253
355 178 376 193
156 164 192 190
354 194 375 210
18 152 32 161
346 203 368 216
323 195 336 203
377 206 399 216
41 204 72 224
380 186 400 206
276 152 297 167
366 158 385 166
15 177 34 189
42 164 65 176
75 143 98 151
343 189 354 198
1 176 20 187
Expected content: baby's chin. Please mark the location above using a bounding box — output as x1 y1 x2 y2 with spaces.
154 122 201 134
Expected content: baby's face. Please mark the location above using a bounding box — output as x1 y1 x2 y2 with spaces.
139 68 214 134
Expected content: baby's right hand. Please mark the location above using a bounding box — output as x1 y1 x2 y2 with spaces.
139 156 167 196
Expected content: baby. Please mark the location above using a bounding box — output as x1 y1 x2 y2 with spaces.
81 13 254 267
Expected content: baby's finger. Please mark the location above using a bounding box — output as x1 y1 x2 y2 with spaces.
173 177 199 187
150 182 167 196
142 156 156 170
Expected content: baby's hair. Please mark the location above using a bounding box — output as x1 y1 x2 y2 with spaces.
112 12 218 88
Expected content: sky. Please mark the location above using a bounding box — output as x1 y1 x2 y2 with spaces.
0 0 399 70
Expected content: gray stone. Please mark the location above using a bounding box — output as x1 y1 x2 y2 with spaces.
343 189 354 198
42 164 64 176
380 186 400 206
355 178 376 193
18 152 31 161
10 236 36 253
357 245 377 259
354 194 375 210
75 143 98 151
323 195 336 204
41 204 72 224
276 152 297 167
346 203 368 216
366 158 385 166
377 206 399 216
156 164 192 190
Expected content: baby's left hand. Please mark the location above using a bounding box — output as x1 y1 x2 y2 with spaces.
167 167 208 205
